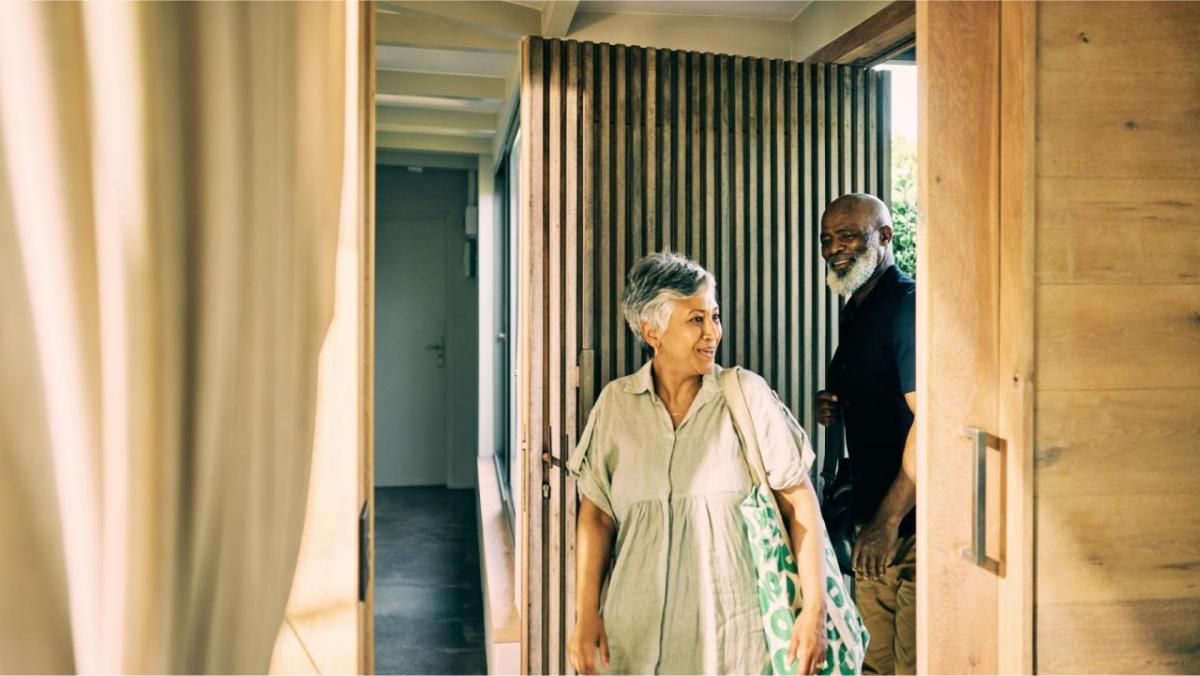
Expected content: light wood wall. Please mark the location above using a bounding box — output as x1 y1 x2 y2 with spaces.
518 36 891 673
1033 3 1200 673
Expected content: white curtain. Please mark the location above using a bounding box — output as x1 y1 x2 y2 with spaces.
0 2 351 672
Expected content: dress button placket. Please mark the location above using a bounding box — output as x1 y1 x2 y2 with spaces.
654 398 678 674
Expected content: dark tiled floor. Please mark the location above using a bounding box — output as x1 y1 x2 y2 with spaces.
375 487 487 675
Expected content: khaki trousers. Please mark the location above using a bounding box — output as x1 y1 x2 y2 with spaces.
856 534 917 675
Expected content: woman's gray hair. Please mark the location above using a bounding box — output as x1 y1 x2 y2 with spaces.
621 251 716 349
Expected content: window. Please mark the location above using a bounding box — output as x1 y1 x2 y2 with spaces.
875 59 918 277
494 129 520 540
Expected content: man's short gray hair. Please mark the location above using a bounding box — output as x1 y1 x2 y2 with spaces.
621 251 716 349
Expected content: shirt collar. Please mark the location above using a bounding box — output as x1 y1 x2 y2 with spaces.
622 360 656 394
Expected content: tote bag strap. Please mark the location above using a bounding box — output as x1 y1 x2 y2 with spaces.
721 367 793 553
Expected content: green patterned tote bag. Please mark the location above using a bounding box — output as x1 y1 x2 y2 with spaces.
722 368 870 675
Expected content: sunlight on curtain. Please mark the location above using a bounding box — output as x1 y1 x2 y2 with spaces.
0 2 350 672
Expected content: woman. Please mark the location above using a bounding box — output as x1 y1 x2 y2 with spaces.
566 252 829 675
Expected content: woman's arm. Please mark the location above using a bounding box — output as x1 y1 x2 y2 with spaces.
568 496 616 675
775 475 828 674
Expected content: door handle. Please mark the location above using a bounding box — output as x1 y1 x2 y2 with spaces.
425 337 445 367
960 426 1001 574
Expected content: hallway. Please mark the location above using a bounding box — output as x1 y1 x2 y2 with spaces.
374 487 487 675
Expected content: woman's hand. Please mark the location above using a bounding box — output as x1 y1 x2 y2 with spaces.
568 611 610 675
787 605 828 674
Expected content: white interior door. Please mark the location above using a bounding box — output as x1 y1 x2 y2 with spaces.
376 214 448 486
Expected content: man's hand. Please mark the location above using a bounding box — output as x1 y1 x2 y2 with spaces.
852 517 899 580
567 611 610 675
816 390 841 427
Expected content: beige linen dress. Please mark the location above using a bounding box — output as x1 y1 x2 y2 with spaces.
567 362 816 675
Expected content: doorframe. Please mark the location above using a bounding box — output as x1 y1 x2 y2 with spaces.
358 1 377 673
915 1 1035 672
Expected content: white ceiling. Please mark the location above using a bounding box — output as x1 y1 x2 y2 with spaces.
376 0 825 158
376 46 516 78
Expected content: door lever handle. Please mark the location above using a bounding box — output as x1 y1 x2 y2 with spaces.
425 337 446 367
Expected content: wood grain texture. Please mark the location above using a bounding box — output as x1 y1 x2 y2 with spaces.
916 2 1002 672
519 36 542 675
546 40 563 675
1036 598 1200 675
1037 389 1200 497
1036 178 1200 285
615 46 628 378
1033 3 1200 673
1036 284 1200 391
563 41 580 674
358 7 375 672
1038 1 1200 74
1036 493 1200 605
806 0 916 66
997 2 1037 671
1036 69 1200 180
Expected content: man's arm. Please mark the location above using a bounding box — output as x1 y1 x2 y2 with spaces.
852 391 916 580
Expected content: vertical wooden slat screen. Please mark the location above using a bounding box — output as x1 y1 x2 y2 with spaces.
520 37 891 673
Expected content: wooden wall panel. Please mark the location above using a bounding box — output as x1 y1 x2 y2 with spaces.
1033 2 1200 673
521 37 890 672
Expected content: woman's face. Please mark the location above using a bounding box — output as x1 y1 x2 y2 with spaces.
645 287 723 375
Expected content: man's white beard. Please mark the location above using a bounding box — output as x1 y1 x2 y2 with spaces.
826 245 880 297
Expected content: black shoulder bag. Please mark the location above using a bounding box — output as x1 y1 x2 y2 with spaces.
820 425 856 577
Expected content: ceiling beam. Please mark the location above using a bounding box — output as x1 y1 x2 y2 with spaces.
376 107 498 134
377 12 518 53
382 1 540 37
541 0 579 38
377 131 493 155
377 149 480 170
377 70 507 100
376 45 515 77
803 0 915 65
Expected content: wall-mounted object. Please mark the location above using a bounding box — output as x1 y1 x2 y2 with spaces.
465 205 479 239
464 239 476 278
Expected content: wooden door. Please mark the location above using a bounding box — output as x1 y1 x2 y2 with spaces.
917 1 1035 673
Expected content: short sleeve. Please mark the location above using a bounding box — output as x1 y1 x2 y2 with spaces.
566 389 615 519
737 370 816 491
890 287 916 393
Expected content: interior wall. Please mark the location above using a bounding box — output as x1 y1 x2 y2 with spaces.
375 166 478 489
790 0 892 61
568 11 791 60
1032 2 1200 672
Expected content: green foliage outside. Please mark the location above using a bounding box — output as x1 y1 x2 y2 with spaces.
890 134 917 278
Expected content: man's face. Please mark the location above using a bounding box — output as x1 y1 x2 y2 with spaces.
820 205 893 296
820 206 887 273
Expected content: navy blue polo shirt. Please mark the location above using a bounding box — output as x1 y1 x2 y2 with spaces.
828 265 917 537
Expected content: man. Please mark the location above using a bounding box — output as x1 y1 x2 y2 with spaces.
817 193 917 675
